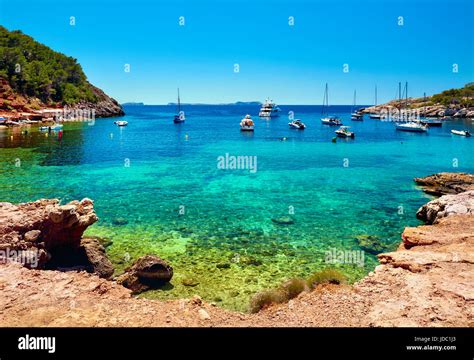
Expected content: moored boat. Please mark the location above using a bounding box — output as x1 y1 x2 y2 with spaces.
240 114 254 131
173 88 185 123
395 122 428 132
320 83 342 125
451 129 471 137
288 119 305 129
114 121 128 127
421 118 443 127
321 116 342 126
351 90 363 120
258 98 280 118
335 126 355 138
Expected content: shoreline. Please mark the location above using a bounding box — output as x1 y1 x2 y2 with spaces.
0 173 472 326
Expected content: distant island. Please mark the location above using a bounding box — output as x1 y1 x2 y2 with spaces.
0 26 124 118
122 102 145 106
166 101 262 106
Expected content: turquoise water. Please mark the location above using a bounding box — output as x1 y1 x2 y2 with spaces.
1 105 473 311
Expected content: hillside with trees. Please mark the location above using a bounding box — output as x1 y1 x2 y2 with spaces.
0 26 123 117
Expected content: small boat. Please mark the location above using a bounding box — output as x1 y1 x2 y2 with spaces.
351 90 363 121
258 98 280 118
288 119 305 129
321 84 342 125
395 122 428 132
421 119 442 127
240 114 254 131
335 126 355 138
173 88 185 123
321 116 342 126
451 129 471 137
40 123 63 131
114 121 128 127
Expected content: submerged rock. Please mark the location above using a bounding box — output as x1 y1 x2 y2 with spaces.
271 216 295 225
117 255 173 293
356 235 390 255
112 217 128 226
182 277 200 287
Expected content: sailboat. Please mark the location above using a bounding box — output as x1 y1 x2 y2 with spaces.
395 82 428 133
369 85 384 119
173 88 185 123
351 90 363 120
320 83 342 125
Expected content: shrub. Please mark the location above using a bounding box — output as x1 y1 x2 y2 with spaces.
280 278 307 299
306 268 346 289
249 289 288 313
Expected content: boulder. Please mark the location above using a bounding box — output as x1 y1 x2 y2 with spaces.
416 190 474 224
117 255 173 293
80 238 114 278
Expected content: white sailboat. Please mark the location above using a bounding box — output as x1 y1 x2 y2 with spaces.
320 83 342 125
351 90 363 120
369 85 384 119
173 88 185 123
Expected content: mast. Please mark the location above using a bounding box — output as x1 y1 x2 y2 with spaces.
322 83 328 115
375 85 377 106
399 82 402 119
177 88 181 113
352 89 356 113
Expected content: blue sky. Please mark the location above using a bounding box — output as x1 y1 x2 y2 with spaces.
0 0 472 104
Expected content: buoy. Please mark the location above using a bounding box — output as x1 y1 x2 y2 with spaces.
185 134 189 141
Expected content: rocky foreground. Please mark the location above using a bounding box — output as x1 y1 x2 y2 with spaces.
0 174 473 327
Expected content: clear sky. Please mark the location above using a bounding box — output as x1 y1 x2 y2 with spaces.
0 0 472 104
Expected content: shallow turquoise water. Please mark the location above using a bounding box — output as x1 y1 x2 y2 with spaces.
1 105 473 311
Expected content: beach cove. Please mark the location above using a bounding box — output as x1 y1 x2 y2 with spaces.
1 104 473 311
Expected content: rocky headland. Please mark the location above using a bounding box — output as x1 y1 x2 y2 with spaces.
0 173 472 327
362 83 474 118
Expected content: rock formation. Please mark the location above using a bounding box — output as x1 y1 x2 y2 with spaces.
0 198 112 278
416 190 474 224
414 172 474 196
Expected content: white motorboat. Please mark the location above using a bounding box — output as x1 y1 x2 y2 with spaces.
114 121 128 127
421 118 442 127
240 114 255 131
288 119 305 129
258 98 280 117
451 129 471 137
335 126 355 138
395 122 428 132
321 116 342 126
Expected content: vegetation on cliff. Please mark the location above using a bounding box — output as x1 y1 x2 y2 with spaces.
0 26 97 105
428 83 474 107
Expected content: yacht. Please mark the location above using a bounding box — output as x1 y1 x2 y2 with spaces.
420 118 442 127
240 114 255 131
321 116 342 126
258 98 280 118
288 119 306 129
395 122 428 132
335 126 355 138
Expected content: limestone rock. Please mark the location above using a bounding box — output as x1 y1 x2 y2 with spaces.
416 190 474 224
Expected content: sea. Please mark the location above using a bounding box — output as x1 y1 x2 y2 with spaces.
1 104 473 311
